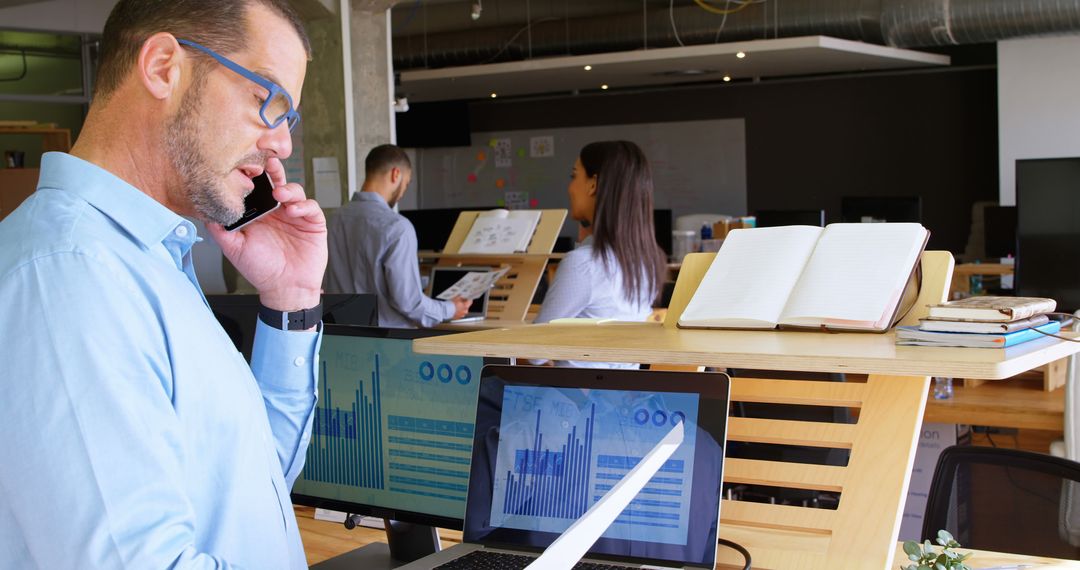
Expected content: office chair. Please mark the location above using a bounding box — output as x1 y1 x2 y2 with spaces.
922 445 1080 559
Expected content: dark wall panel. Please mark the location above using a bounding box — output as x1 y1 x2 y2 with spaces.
468 69 999 253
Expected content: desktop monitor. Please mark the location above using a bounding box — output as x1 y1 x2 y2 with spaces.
654 209 673 256
323 294 379 327
754 209 826 228
841 196 921 224
1016 158 1080 313
983 205 1017 259
291 325 508 562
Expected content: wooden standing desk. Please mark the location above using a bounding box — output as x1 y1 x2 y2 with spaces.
296 506 1080 569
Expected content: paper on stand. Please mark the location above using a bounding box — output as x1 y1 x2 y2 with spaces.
436 266 510 300
524 421 685 570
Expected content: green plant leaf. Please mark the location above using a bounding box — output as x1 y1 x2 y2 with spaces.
935 563 946 570
918 565 932 570
903 541 922 556
938 529 954 543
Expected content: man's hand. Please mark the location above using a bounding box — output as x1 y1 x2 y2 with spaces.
452 296 471 320
207 157 327 311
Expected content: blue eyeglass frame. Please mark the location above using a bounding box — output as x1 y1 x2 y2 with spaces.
176 38 300 132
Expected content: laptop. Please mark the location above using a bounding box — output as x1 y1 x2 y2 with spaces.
429 266 492 323
399 365 731 569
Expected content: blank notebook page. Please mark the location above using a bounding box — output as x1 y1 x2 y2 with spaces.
779 223 926 326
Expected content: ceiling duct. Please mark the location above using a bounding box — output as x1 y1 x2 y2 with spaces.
392 0 1080 71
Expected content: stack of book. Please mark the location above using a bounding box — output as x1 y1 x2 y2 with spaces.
896 296 1060 348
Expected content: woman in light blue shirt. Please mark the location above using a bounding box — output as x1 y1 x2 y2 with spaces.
533 141 668 368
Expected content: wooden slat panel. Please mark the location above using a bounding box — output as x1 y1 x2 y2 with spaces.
720 499 837 534
718 524 829 569
823 374 929 568
723 458 846 492
727 417 856 449
731 377 866 408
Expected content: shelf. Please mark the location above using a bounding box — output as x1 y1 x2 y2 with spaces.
924 374 1063 430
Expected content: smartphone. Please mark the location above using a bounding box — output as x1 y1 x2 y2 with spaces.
225 172 280 232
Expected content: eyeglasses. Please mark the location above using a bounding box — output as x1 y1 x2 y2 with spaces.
177 39 300 132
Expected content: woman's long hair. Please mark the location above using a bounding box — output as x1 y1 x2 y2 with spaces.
579 141 667 304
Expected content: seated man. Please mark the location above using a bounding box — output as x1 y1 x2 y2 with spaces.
325 144 468 327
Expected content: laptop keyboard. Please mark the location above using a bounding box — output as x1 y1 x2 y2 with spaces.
434 550 643 570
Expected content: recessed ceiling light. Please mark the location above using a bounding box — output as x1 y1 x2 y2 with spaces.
490 92 497 98
601 84 609 90
584 65 592 71
736 51 746 59
723 75 731 82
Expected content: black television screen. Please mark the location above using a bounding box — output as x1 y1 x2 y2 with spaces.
1016 158 1080 313
395 100 471 148
841 196 921 223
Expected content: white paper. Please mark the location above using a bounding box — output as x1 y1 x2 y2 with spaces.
436 266 510 300
312 156 342 208
524 421 685 570
529 136 554 157
494 138 513 168
459 210 542 254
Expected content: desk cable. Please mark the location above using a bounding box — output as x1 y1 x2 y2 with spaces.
1031 313 1080 342
717 537 752 570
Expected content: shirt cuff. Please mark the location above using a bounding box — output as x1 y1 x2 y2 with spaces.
251 318 322 391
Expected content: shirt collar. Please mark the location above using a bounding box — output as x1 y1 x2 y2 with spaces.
37 152 192 250
354 191 390 208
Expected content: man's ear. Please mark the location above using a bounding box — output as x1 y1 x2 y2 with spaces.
389 167 401 184
136 33 185 100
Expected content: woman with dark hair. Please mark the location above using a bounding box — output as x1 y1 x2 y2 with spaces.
532 140 668 368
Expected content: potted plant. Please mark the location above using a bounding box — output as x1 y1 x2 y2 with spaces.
901 530 972 570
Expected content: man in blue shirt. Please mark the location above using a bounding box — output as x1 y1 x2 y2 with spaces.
0 1 325 567
325 144 469 327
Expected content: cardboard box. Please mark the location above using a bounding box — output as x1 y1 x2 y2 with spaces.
0 168 40 221
899 422 971 541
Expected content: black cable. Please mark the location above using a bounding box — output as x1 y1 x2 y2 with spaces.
0 49 28 82
717 537 752 570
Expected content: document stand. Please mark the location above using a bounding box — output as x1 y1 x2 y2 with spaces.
433 209 566 322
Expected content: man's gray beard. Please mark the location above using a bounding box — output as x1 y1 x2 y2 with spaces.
164 88 244 225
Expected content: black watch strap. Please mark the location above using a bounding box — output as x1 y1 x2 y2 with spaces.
258 302 322 331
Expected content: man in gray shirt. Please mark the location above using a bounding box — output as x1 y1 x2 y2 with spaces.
325 145 468 327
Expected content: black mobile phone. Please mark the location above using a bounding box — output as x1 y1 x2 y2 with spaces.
225 172 280 232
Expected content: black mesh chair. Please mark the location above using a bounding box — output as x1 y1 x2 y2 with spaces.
922 445 1080 559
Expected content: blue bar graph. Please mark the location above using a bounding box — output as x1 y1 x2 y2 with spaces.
304 355 384 489
502 404 595 520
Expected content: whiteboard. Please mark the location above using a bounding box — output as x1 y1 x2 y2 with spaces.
409 119 747 236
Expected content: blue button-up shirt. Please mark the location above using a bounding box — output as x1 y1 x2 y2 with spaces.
324 191 454 328
0 153 320 568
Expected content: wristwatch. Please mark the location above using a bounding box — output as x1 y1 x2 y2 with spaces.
258 303 322 331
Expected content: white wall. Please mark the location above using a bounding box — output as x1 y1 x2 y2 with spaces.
0 0 117 33
999 34 1080 205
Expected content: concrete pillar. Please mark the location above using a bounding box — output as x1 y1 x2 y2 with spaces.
346 0 400 197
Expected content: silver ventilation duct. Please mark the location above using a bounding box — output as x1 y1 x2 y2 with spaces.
391 0 1080 70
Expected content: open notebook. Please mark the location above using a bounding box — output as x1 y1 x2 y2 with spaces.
398 366 731 570
678 223 929 332
459 209 542 254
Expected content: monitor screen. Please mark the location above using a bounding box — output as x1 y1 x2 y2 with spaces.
395 100 471 148
291 325 504 529
983 205 1017 259
430 267 488 316
841 196 921 223
1016 158 1080 313
654 209 673 256
754 209 826 228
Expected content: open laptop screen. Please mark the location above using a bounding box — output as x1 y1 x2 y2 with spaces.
430 266 489 318
464 366 730 569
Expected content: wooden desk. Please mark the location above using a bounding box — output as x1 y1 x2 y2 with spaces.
297 506 1080 569
950 262 1014 297
924 374 1064 431
412 324 1080 568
